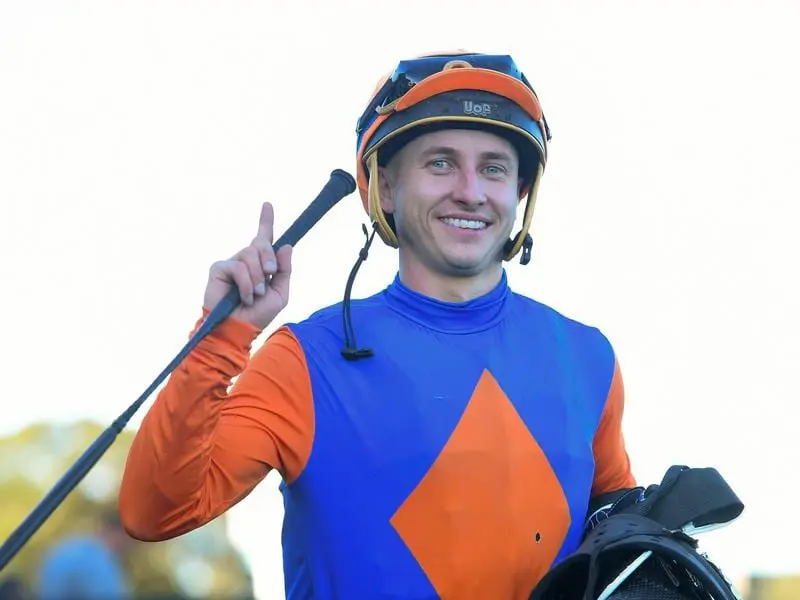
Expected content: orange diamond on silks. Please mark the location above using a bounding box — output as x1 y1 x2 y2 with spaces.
390 369 571 600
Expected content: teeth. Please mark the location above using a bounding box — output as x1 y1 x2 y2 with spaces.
441 217 487 230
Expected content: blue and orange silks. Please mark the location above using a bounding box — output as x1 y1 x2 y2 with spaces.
119 270 635 599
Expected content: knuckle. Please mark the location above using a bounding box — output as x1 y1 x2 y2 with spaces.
210 259 233 277
244 253 264 277
251 246 270 267
258 244 276 261
237 249 253 266
251 237 271 251
233 261 250 278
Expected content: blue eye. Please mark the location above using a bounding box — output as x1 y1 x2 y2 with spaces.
485 165 506 175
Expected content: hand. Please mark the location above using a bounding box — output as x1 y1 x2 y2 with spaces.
203 202 293 331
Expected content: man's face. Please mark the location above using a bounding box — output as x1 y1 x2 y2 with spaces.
379 128 521 278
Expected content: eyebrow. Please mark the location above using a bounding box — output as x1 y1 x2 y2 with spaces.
419 145 516 164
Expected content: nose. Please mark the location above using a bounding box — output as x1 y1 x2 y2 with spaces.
452 169 486 206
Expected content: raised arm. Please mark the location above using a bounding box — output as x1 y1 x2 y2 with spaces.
119 201 314 541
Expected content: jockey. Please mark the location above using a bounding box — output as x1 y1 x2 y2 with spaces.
120 50 637 599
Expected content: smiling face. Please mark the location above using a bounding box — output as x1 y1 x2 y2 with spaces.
378 127 522 298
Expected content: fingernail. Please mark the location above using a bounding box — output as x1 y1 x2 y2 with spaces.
255 282 266 296
264 260 277 272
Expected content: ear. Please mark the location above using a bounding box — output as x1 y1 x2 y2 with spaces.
378 166 396 214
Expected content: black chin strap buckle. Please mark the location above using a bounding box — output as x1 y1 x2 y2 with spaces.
341 347 374 361
505 232 534 266
520 233 533 266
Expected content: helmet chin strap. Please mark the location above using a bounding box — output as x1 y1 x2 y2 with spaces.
503 161 543 266
367 152 399 247
366 151 543 266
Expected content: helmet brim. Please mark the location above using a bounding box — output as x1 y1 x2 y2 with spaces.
363 90 545 197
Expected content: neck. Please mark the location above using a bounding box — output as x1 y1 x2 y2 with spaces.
398 257 503 303
385 266 510 333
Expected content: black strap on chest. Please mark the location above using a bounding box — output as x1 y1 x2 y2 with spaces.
529 465 745 600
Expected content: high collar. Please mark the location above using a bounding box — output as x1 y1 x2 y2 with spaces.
383 270 511 333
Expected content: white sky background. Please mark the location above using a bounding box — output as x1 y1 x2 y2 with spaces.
1 0 798 597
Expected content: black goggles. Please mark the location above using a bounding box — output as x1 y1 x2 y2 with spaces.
355 53 548 138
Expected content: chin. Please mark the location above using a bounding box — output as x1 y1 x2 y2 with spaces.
440 252 496 276
442 239 505 268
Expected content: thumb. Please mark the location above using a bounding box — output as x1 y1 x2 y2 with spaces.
269 245 293 302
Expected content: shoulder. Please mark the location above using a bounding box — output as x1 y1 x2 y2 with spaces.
306 292 388 327
266 288 391 357
509 290 617 371
510 291 612 343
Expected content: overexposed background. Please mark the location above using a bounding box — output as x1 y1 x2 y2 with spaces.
2 1 798 598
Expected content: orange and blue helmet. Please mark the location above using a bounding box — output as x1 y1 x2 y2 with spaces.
354 50 551 264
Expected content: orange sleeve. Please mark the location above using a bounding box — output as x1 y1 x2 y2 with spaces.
591 358 637 497
118 312 314 542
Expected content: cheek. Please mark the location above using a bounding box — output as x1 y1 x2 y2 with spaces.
390 196 418 236
397 189 436 223
496 194 520 221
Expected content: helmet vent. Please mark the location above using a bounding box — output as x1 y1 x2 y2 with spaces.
443 59 472 70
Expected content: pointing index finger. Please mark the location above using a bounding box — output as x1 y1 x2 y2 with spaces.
257 202 275 244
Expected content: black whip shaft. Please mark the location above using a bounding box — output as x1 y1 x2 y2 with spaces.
0 169 356 572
